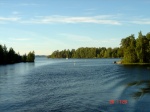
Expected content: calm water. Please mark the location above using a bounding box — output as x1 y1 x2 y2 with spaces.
0 57 150 112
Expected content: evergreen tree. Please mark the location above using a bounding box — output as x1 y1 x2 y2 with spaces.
8 47 16 63
136 31 145 63
22 54 27 62
121 34 137 63
48 31 150 64
0 44 35 65
27 51 35 62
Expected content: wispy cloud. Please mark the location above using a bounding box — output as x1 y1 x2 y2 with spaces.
4 14 150 25
20 3 39 6
59 33 120 47
0 17 20 22
131 19 150 25
60 33 93 42
0 2 40 7
9 38 31 41
21 15 121 25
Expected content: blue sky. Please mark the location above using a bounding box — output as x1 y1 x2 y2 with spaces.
0 0 150 55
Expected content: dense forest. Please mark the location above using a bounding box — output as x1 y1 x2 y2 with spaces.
121 31 150 63
48 31 150 63
48 47 123 59
0 44 35 65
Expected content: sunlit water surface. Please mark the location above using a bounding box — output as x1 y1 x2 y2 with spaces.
0 57 150 112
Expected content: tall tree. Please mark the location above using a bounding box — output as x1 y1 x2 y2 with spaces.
136 31 146 63
121 34 137 63
27 51 35 62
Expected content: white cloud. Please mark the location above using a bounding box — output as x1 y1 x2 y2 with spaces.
0 17 20 22
132 19 150 24
21 15 121 25
5 14 150 25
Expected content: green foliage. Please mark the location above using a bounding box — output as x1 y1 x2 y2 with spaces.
104 47 112 58
22 54 27 62
0 44 35 65
123 47 137 63
121 31 150 63
49 31 150 64
0 45 22 64
146 32 150 40
121 34 137 63
27 51 35 62
48 47 121 59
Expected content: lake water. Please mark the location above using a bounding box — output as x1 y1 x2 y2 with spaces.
0 57 150 112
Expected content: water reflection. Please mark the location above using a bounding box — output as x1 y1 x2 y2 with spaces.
126 80 150 99
0 62 35 88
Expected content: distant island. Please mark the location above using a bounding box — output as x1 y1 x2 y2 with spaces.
0 44 35 65
48 31 150 64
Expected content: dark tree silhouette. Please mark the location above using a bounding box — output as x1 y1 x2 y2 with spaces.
0 44 35 65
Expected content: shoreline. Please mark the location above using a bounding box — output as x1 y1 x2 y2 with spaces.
115 60 150 65
122 63 150 65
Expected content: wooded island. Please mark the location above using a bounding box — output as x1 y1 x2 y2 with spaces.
0 45 35 65
48 31 150 64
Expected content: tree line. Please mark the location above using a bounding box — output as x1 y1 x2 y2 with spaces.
48 47 123 59
0 44 35 65
48 31 150 63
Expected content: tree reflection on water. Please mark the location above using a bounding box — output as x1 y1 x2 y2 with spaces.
126 80 150 99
